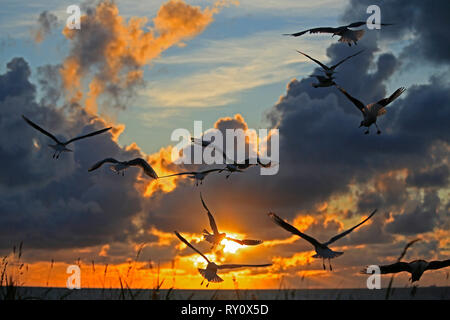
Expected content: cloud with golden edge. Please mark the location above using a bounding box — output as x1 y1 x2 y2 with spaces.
60 0 234 118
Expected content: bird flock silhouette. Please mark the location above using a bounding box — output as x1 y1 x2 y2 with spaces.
20 16 449 288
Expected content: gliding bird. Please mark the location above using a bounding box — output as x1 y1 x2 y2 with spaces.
297 50 364 78
174 231 271 287
285 22 393 46
200 193 263 249
336 86 406 134
159 168 222 186
88 157 158 179
363 259 450 282
268 209 377 271
22 115 112 159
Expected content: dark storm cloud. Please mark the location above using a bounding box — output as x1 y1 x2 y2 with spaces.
0 57 147 254
406 164 449 188
385 191 441 235
342 0 450 65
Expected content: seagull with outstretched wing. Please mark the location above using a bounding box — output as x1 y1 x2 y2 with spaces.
200 193 263 249
192 136 271 179
88 157 158 179
159 168 221 186
285 21 393 46
22 115 111 159
269 209 377 270
336 85 406 134
174 231 271 287
297 50 364 79
363 259 450 282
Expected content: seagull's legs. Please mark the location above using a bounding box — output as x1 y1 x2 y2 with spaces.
56 152 60 159
201 280 204 286
329 259 333 271
206 282 209 288
52 153 55 159
122 171 124 176
323 259 326 270
375 123 381 135
364 127 370 134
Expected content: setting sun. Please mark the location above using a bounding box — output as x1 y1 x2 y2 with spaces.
222 235 243 254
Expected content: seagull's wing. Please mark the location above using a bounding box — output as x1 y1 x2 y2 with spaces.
174 231 210 263
200 193 219 235
217 263 272 270
336 86 366 114
378 262 412 274
297 50 330 70
347 21 393 28
158 171 198 178
88 158 119 172
127 158 158 179
324 209 377 246
225 237 263 246
345 21 367 28
200 168 222 175
159 169 221 179
22 115 61 144
64 127 112 145
426 259 450 271
268 212 321 248
330 50 364 70
284 27 337 37
375 87 406 107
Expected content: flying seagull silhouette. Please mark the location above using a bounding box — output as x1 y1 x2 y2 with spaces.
159 168 222 186
200 193 263 248
268 209 377 270
297 50 364 78
174 231 271 287
284 22 393 46
336 85 406 134
22 115 111 159
192 136 275 177
363 259 450 282
88 157 158 179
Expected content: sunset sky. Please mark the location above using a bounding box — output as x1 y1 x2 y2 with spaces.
0 0 449 290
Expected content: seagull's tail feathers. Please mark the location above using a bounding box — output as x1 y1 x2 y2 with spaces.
198 269 223 283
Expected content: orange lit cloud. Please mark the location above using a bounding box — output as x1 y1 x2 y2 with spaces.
60 0 232 118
